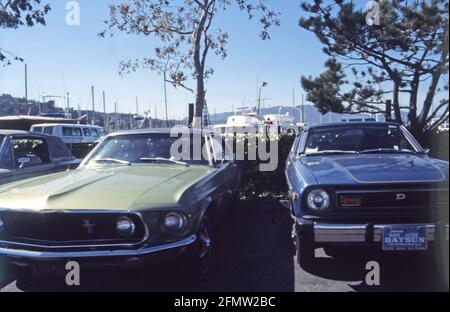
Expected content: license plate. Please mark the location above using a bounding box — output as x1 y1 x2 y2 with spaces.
382 225 428 251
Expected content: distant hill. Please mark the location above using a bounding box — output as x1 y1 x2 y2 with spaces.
0 94 61 116
0 94 183 130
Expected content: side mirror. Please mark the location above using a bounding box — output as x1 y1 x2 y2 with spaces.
17 157 31 169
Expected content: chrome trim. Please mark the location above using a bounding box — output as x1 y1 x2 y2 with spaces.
0 235 196 259
0 208 150 249
311 222 449 243
336 188 449 194
314 224 367 242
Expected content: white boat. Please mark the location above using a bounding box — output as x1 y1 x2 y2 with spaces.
212 112 265 132
263 112 295 127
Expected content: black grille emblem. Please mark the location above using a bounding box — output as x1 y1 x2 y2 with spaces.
395 193 407 200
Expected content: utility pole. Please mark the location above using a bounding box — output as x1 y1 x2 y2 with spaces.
25 63 29 115
129 110 132 130
256 82 268 116
135 96 139 115
292 89 295 121
256 73 259 101
114 100 118 130
91 86 95 125
103 91 107 128
257 87 262 116
148 101 152 129
301 93 305 124
163 71 169 127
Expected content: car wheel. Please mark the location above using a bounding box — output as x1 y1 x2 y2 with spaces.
197 217 213 275
186 216 214 279
296 237 315 268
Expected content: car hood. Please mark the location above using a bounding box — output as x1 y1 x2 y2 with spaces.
0 164 214 211
299 154 449 185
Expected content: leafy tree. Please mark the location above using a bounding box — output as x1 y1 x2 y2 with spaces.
300 0 449 142
0 0 50 64
101 0 280 127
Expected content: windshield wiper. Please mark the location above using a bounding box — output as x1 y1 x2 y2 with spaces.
139 157 189 166
94 158 131 165
359 148 416 154
300 150 358 157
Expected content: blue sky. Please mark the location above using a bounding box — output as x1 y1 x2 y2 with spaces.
1 0 445 119
0 0 330 118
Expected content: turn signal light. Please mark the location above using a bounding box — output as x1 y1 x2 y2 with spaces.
340 195 362 207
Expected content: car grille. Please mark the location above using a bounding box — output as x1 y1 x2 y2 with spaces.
0 211 147 248
337 189 449 209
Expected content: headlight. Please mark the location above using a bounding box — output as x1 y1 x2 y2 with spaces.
116 216 136 237
307 189 331 210
0 217 4 233
162 212 186 233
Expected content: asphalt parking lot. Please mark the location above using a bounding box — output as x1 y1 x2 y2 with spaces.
0 200 448 292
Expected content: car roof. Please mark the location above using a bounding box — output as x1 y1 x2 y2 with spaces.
307 121 400 130
0 129 70 142
108 128 214 137
0 129 29 136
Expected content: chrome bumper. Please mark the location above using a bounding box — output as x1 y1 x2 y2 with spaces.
0 235 196 260
307 222 449 243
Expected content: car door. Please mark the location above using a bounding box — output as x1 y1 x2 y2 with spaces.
208 134 240 217
7 135 56 182
213 134 240 190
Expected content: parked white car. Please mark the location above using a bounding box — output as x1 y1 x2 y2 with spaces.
30 124 106 145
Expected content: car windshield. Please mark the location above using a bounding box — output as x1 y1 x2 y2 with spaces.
302 124 417 155
87 133 211 165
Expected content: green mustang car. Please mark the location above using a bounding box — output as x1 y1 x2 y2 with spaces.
0 129 240 277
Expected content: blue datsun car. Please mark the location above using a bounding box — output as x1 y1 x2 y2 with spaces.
285 122 449 266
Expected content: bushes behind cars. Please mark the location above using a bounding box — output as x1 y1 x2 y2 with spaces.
424 130 449 161
217 132 295 200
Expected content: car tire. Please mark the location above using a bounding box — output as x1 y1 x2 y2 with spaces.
296 237 315 268
185 216 214 280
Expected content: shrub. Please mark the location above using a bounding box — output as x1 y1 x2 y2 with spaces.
424 130 449 161
217 132 295 200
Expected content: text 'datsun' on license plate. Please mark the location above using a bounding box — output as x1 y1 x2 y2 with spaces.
382 226 428 251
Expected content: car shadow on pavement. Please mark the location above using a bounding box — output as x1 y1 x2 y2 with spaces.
12 200 297 292
300 247 449 292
